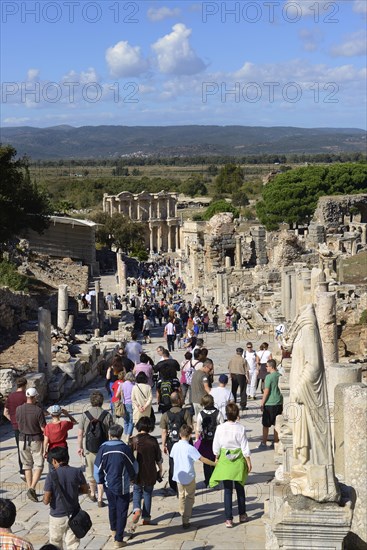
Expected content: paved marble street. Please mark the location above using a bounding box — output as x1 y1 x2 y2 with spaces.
0 325 279 550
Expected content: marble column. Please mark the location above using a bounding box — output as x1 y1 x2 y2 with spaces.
57 285 68 331
282 270 291 321
157 225 162 253
38 307 52 379
225 255 231 268
223 274 229 307
190 245 199 289
316 291 338 371
167 224 172 253
149 225 154 254
311 267 326 303
235 236 242 268
289 270 297 321
117 253 127 296
301 268 312 306
216 273 223 305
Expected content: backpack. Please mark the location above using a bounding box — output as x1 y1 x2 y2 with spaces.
167 409 186 444
201 409 219 441
85 410 109 453
160 380 173 409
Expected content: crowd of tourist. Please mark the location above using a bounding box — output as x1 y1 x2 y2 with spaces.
1 260 284 550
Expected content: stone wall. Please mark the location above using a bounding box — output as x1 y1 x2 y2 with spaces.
313 194 367 228
0 288 38 331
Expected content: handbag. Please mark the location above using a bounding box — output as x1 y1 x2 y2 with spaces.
52 471 92 539
115 386 126 418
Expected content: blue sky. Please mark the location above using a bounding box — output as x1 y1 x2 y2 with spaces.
1 0 366 128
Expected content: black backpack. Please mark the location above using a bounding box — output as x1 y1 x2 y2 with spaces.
160 380 173 409
201 409 219 441
85 410 109 453
167 409 186 444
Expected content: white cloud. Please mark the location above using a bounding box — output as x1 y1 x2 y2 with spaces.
353 0 367 14
62 67 99 84
147 6 181 21
106 41 149 77
298 29 323 52
151 23 206 75
3 117 32 124
331 30 367 57
27 69 40 81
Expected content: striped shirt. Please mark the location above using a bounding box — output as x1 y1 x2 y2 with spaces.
0 529 34 550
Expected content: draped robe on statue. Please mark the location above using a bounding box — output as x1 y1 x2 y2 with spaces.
285 304 340 503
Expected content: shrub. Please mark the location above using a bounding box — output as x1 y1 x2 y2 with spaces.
0 261 29 291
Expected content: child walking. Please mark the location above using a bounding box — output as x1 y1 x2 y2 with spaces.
170 425 216 529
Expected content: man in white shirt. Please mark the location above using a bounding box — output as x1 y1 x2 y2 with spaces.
164 320 176 352
210 374 234 419
244 342 258 400
125 331 143 365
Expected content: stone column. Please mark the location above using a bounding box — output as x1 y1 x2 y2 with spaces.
225 255 231 268
316 291 338 372
190 245 199 290
329 363 362 446
38 307 52 379
171 226 176 252
289 270 297 321
282 270 291 321
167 198 171 218
167 224 172 253
157 225 162 253
57 285 68 331
149 224 154 254
235 236 242 268
311 267 326 303
117 252 127 296
216 273 223 305
301 268 312 306
223 274 229 306
343 384 367 545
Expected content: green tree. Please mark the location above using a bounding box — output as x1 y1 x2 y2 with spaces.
180 175 208 197
0 145 52 248
203 200 239 220
231 189 249 207
215 164 244 194
256 163 367 230
92 212 146 254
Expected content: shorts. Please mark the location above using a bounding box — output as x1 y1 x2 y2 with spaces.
20 440 44 470
262 405 283 428
85 451 97 482
193 402 202 421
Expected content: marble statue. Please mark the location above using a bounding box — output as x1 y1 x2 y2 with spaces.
284 304 340 502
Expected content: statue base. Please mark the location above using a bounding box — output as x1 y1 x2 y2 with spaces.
263 480 353 549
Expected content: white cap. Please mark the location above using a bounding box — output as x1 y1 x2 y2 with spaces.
26 387 39 398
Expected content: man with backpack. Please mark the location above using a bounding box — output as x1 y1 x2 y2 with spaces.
160 393 192 494
77 391 113 507
156 366 181 414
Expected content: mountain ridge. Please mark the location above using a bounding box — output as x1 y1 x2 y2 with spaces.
1 124 366 159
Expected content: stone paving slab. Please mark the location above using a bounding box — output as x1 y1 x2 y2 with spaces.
0 321 278 549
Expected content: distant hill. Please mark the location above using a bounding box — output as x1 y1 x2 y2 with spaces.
1 125 366 159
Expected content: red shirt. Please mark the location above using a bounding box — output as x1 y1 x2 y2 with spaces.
44 420 74 449
5 391 27 429
111 380 123 403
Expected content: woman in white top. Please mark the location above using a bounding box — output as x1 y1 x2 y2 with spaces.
210 403 252 528
131 371 153 425
256 342 273 393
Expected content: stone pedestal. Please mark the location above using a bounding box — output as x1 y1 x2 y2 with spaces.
57 284 68 330
263 481 353 550
328 364 362 444
38 307 52 379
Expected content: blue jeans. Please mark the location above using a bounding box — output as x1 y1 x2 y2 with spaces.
133 484 153 519
223 480 246 520
124 403 134 436
105 488 130 542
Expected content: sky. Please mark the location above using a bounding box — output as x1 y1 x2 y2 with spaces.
1 0 366 128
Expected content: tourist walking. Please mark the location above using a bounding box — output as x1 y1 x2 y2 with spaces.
195 394 224 487
43 405 77 471
3 377 27 481
125 331 143 365
131 372 153 425
228 348 249 410
160 392 193 494
43 446 89 550
164 319 176 352
77 391 113 507
210 374 234 419
244 342 258 400
259 359 283 448
180 351 194 403
94 425 138 548
191 360 212 422
129 416 163 528
210 403 252 527
170 425 216 529
142 314 152 344
16 387 46 502
115 372 135 440
256 343 273 393
134 353 154 388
